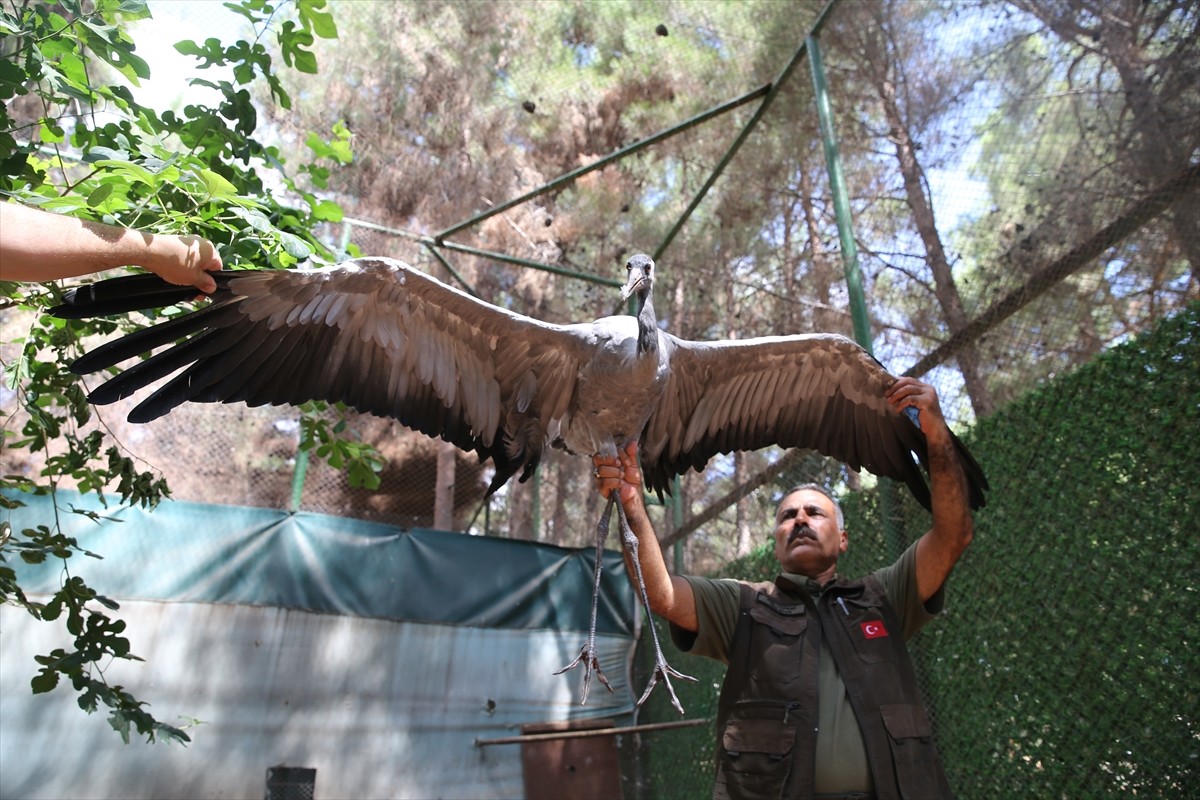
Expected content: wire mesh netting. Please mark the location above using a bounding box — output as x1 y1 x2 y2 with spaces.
632 304 1199 799
2 0 1198 796
5 0 1195 554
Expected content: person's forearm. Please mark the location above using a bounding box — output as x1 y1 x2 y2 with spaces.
887 376 976 601
619 493 671 607
0 203 219 291
926 423 973 547
595 444 698 628
3 203 159 280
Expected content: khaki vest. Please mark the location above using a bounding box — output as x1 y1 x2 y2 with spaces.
713 574 953 800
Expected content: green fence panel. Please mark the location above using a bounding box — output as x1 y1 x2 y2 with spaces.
632 304 1200 799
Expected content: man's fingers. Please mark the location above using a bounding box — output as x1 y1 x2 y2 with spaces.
885 379 949 433
592 467 621 500
886 378 932 408
593 455 643 500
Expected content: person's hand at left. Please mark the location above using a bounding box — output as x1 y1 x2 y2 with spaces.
145 232 222 294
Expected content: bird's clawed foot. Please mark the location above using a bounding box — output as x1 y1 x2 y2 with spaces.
554 642 614 706
556 492 618 706
638 653 694 715
559 491 697 712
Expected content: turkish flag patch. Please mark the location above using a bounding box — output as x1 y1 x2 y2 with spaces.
860 620 889 639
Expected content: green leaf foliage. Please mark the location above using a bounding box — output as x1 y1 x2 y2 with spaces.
0 0 359 745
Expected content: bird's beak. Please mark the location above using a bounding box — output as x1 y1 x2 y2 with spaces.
621 272 648 302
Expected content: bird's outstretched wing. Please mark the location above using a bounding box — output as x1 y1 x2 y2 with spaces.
51 258 595 493
640 333 988 510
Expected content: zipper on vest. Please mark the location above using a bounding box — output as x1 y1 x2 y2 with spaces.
836 596 849 616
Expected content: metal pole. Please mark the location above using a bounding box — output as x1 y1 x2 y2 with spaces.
475 718 710 747
808 35 872 348
672 475 684 574
291 427 311 514
531 466 541 542
420 241 481 298
437 86 771 242
655 10 835 262
343 218 624 289
808 32 905 558
649 0 846 554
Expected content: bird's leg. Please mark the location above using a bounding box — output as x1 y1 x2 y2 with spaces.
614 499 696 715
554 492 615 704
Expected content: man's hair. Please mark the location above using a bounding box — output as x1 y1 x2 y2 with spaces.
780 483 845 531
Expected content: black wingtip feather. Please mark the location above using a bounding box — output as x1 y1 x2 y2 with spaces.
68 299 242 375
950 430 990 510
49 271 253 319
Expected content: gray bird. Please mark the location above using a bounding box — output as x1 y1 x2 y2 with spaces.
52 253 988 713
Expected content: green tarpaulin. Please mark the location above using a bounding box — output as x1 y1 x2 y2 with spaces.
1 491 640 800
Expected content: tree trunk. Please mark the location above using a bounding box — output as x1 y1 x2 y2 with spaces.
433 440 457 530
1089 4 1200 281
734 452 752 557
877 76 995 417
507 475 534 541
797 166 843 335
860 5 995 417
1014 0 1200 292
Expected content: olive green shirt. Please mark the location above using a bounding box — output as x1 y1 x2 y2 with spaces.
670 539 944 795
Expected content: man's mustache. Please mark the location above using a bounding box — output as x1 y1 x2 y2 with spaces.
787 525 817 545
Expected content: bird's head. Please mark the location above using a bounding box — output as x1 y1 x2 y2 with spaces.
621 254 655 304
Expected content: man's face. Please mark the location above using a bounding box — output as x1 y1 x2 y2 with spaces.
773 488 847 577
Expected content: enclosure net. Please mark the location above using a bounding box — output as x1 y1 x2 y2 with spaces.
2 2 1197 795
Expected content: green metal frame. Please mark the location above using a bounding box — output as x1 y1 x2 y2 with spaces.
806 30 904 559
437 85 772 245
807 34 872 350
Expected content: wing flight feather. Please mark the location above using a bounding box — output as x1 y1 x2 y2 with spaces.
643 333 919 499
52 257 988 509
53 258 599 491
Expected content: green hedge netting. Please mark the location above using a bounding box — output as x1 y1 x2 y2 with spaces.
630 304 1199 799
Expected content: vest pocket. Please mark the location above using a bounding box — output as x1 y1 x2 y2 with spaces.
747 600 808 687
880 703 945 799
715 703 799 800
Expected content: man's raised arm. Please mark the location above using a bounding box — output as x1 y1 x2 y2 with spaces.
886 377 975 603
